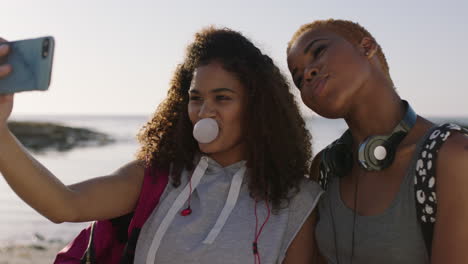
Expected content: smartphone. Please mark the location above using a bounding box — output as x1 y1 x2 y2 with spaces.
0 36 54 94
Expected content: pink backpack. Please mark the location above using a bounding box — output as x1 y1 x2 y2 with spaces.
54 165 169 264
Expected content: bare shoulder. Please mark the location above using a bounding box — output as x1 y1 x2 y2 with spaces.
112 159 147 199
111 160 146 181
437 131 468 181
435 131 468 204
102 159 147 192
431 132 468 261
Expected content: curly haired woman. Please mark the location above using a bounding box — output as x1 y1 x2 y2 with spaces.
287 19 468 263
0 27 323 263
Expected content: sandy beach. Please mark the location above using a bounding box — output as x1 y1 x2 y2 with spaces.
0 241 66 264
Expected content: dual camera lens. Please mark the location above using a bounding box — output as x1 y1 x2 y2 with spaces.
42 38 50 58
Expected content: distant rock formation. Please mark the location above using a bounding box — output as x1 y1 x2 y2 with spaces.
8 121 115 152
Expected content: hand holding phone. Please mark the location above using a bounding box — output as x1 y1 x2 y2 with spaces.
0 36 54 94
0 38 14 127
0 38 12 80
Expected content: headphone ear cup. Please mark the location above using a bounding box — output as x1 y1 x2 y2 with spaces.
322 141 353 178
358 136 394 171
330 143 353 178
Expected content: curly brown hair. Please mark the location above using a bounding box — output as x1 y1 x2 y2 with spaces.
136 26 312 210
287 19 392 82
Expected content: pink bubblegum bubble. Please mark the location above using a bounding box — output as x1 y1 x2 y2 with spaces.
193 118 219 144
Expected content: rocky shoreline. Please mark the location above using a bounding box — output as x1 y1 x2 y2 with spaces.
8 121 115 153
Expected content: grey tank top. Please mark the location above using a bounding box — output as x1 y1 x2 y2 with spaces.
135 156 323 264
315 133 431 264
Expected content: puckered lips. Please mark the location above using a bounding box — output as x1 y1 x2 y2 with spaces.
304 75 330 97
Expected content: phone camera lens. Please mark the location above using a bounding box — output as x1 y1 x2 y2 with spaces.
42 38 50 58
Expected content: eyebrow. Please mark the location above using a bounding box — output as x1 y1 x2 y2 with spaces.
291 38 327 81
189 87 236 94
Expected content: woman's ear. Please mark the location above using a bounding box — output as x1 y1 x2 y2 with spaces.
360 37 378 58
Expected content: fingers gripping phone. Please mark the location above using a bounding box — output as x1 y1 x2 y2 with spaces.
0 36 54 94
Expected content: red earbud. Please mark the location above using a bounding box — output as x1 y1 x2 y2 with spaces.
180 207 192 216
181 173 193 216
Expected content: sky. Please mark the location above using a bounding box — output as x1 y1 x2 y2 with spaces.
1 0 467 117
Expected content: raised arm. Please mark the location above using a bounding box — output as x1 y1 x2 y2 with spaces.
0 40 145 224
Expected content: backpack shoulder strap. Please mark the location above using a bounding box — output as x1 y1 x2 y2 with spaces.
318 161 330 191
130 165 170 229
414 123 468 257
120 164 170 263
318 141 340 191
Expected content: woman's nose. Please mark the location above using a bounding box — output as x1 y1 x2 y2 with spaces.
198 102 216 118
304 66 319 84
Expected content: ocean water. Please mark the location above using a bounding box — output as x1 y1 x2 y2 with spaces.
0 114 466 246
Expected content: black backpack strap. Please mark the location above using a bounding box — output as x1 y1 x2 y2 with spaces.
318 138 342 191
119 228 142 264
318 161 330 191
414 123 468 257
80 221 96 264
